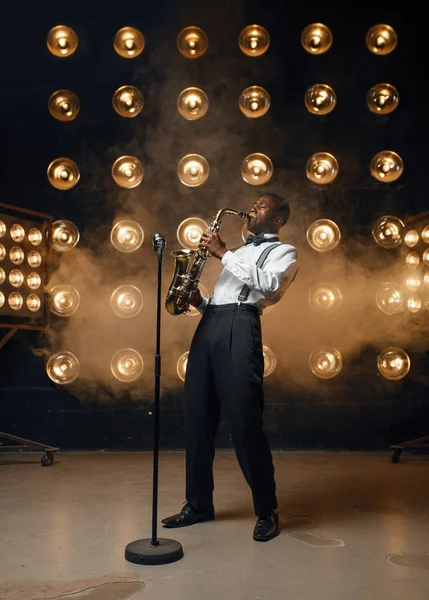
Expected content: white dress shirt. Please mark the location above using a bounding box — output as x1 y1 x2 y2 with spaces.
198 234 298 315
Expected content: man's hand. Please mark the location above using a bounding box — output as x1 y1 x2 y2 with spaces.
199 232 227 260
189 287 203 308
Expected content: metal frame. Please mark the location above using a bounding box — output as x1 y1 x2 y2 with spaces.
389 211 429 464
390 438 429 463
0 432 58 466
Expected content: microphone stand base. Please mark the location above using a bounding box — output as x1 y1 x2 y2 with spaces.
125 538 184 565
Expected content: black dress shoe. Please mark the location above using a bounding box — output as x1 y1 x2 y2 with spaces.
161 502 215 528
253 510 279 542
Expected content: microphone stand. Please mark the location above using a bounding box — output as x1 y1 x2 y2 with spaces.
125 233 184 565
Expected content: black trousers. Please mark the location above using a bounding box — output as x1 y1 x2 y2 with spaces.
184 302 277 517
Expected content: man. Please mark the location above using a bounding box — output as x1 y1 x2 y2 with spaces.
162 192 298 541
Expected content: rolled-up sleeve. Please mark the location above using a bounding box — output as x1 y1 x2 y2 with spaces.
220 244 298 297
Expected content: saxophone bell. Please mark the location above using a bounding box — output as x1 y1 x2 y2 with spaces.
165 248 196 316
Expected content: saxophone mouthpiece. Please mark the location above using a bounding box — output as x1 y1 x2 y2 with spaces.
240 211 250 220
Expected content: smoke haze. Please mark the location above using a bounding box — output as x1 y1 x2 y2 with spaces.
33 2 429 403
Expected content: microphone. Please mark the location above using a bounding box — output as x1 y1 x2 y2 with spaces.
153 233 166 251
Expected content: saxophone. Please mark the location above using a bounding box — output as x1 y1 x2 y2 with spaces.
165 208 249 315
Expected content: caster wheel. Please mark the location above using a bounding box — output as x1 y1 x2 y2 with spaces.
41 451 54 467
391 449 402 464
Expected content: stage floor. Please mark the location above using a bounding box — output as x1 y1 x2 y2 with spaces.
1 449 428 599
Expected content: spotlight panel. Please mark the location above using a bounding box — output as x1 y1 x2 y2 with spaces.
400 215 429 314
22 17 426 426
0 202 52 330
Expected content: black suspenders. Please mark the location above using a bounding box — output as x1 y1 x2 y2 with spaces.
237 243 282 303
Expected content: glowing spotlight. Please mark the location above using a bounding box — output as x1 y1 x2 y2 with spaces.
377 347 410 380
405 274 421 292
112 156 144 188
370 151 403 183
422 226 429 244
405 251 420 268
10 224 25 243
367 83 399 115
305 84 337 115
27 272 42 290
177 154 209 187
8 269 24 288
110 285 143 318
48 90 81 121
177 87 209 120
309 347 342 379
27 250 42 268
52 220 80 251
50 284 80 317
177 351 189 381
9 246 25 265
263 346 277 377
301 23 333 54
423 249 429 267
238 24 270 57
309 283 342 313
8 291 23 311
404 230 419 247
46 351 80 385
306 219 341 252
112 86 144 117
407 296 422 313
47 25 78 57
239 86 270 118
28 228 43 246
306 152 338 184
111 349 144 382
241 153 273 185
366 24 398 55
113 27 145 58
375 282 404 315
372 216 404 248
47 158 80 190
110 220 144 253
176 26 208 59
177 217 208 249
27 294 41 312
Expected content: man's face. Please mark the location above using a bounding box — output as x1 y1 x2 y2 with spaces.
247 195 282 233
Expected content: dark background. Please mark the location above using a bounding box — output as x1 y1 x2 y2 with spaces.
0 1 427 451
